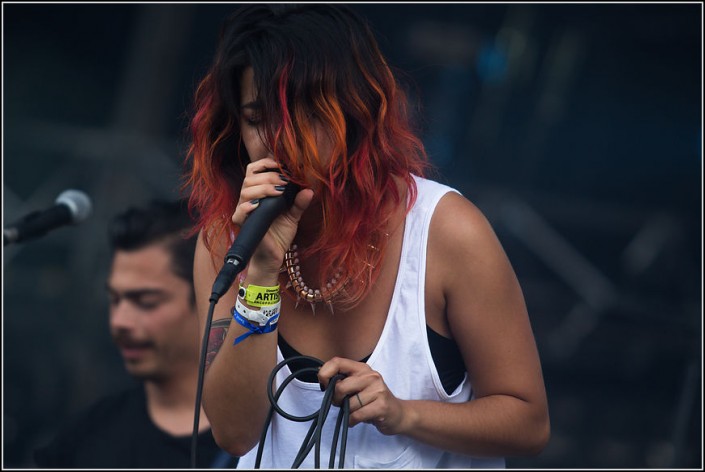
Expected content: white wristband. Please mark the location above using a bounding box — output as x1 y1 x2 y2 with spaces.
235 297 281 327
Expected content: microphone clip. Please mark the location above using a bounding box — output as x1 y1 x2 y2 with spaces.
210 258 243 303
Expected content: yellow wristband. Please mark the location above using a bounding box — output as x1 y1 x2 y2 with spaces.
237 283 280 307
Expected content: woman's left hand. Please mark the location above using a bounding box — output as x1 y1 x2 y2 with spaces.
318 357 410 435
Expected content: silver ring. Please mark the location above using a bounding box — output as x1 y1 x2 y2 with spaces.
355 393 364 408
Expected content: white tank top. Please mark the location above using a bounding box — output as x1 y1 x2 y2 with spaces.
236 175 505 468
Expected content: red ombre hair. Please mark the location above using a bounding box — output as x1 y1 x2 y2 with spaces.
183 4 431 308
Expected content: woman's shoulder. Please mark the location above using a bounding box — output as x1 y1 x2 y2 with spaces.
195 224 231 259
426 184 496 249
424 183 512 292
408 174 497 251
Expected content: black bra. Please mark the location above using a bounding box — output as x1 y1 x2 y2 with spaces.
277 326 465 395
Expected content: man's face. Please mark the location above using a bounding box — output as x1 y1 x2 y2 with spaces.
107 244 199 381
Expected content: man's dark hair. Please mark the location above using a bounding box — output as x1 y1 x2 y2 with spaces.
108 199 198 291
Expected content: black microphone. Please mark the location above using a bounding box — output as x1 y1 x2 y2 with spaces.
4 189 93 246
209 183 300 303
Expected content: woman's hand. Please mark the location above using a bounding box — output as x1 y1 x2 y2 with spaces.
318 357 412 436
231 156 314 279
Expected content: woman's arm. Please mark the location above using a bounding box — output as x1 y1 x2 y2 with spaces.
194 229 280 457
194 161 315 456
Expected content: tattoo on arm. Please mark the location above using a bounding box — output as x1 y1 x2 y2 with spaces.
205 318 231 371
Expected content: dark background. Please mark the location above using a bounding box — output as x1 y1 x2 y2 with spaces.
2 2 702 468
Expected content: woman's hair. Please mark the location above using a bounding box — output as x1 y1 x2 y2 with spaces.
184 4 430 307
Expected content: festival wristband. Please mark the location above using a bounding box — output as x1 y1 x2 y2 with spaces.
234 297 281 327
238 283 281 307
232 309 279 345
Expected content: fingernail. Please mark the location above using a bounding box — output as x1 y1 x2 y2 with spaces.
274 185 286 191
250 199 260 205
319 382 325 392
279 174 290 182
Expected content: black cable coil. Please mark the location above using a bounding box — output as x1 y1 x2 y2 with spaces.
255 355 352 469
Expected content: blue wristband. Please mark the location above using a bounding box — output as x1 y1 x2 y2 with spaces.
232 308 279 345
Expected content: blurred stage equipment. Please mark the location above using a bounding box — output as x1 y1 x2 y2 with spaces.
3 189 93 246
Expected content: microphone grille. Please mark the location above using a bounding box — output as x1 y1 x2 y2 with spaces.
55 189 93 223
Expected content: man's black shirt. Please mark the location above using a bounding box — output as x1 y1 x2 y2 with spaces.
34 386 237 469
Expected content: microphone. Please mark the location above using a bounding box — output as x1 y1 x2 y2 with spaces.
4 189 93 246
209 183 300 303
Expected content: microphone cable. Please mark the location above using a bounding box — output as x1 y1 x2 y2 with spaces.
191 298 219 468
256 355 352 469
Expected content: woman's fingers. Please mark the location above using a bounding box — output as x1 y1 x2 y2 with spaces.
318 357 370 386
231 160 290 226
318 356 405 432
287 188 315 223
319 358 381 412
244 156 282 176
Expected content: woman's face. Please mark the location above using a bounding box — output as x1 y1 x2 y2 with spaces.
238 67 334 181
239 67 268 163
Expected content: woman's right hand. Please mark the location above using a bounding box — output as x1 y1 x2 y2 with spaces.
231 157 314 282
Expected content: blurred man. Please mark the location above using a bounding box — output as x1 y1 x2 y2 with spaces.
34 199 237 468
